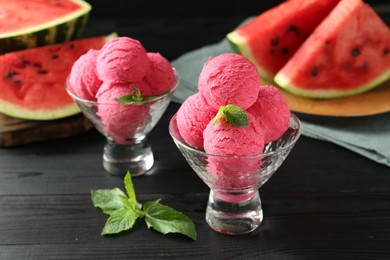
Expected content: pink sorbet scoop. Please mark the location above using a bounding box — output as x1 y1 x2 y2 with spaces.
96 37 150 83
203 111 265 202
198 53 261 110
176 92 216 148
68 49 102 101
97 83 151 144
144 52 176 95
247 85 291 144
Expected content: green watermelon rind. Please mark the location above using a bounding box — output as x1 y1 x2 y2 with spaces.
0 102 81 121
226 31 274 82
0 0 91 54
275 69 390 99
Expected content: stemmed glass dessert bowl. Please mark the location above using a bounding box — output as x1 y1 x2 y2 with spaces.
66 71 179 177
169 112 301 235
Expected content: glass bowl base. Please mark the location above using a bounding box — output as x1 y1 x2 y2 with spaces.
102 139 154 177
206 190 263 235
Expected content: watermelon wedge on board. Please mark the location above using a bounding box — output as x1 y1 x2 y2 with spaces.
0 33 117 120
0 0 91 54
274 0 390 99
226 0 340 81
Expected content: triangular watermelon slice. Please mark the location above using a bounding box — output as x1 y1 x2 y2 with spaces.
0 33 116 120
226 0 340 81
274 0 390 99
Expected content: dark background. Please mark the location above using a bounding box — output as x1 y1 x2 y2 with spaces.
85 0 387 18
1 1 390 259
82 0 390 62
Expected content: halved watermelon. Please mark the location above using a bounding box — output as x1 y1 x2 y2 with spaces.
0 33 117 120
274 0 390 99
0 0 91 54
226 0 340 81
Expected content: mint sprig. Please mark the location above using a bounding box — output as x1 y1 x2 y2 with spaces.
115 87 144 104
115 87 172 104
91 171 197 240
213 104 249 126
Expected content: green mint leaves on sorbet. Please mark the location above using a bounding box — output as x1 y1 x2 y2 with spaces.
116 87 172 104
115 87 144 104
91 171 197 240
213 104 249 127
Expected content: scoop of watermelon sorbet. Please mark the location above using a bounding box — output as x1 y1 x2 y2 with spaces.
203 111 265 174
176 92 216 149
144 52 176 95
203 111 265 157
96 37 150 83
68 49 102 101
96 79 152 100
96 82 152 144
203 111 265 202
247 85 291 144
198 53 261 110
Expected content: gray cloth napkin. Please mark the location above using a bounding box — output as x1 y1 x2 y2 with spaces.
171 37 390 167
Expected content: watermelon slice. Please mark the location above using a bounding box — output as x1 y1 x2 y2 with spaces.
226 0 340 81
0 33 116 120
0 0 91 54
274 0 390 99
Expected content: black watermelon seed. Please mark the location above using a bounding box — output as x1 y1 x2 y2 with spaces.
281 48 289 55
351 48 360 57
69 43 75 49
311 67 318 77
37 70 48 74
22 60 30 67
6 71 16 79
13 80 22 86
51 54 59 60
271 37 279 46
384 48 389 56
288 24 300 36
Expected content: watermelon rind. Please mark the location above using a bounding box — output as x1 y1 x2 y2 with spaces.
0 102 81 121
275 70 390 99
0 33 117 121
0 0 91 54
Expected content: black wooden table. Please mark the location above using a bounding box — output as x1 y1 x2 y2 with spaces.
1 1 390 259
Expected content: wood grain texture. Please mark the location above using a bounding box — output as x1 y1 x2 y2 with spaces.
1 2 390 258
0 113 94 147
1 103 389 259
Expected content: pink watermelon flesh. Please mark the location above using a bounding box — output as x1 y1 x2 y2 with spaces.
227 0 340 81
0 34 113 120
274 0 390 99
0 0 83 34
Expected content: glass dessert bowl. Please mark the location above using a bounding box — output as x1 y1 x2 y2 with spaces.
66 71 179 177
169 112 301 235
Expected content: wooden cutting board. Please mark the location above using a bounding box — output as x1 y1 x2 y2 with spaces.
279 80 390 117
0 113 94 147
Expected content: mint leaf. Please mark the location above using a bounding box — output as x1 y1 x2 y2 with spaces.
115 87 143 104
213 104 248 127
102 207 139 235
212 106 224 126
144 201 197 240
91 188 128 215
124 172 137 207
91 172 197 240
